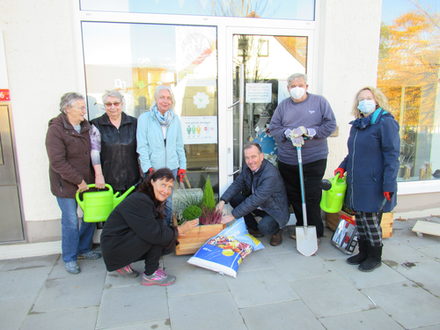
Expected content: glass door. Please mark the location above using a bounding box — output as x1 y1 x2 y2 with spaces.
229 32 309 175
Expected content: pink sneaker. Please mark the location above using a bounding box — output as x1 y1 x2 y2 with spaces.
115 265 139 278
141 269 176 286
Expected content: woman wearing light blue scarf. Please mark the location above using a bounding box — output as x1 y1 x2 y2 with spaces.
137 85 187 224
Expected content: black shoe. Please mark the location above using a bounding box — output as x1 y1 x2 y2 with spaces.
270 230 283 246
346 239 368 265
358 245 382 272
248 228 264 238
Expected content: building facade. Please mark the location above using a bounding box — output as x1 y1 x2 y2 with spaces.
0 0 439 253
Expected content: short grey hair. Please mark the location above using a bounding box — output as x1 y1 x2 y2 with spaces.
287 73 308 85
154 85 175 106
102 89 125 104
243 142 262 153
59 92 84 113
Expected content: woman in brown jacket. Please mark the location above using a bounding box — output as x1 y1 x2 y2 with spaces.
45 92 101 274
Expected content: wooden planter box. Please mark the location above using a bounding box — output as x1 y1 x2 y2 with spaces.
325 211 394 238
175 224 225 256
381 212 394 238
325 212 341 231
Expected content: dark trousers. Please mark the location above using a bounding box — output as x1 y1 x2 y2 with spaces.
138 244 171 275
278 159 327 237
229 194 279 235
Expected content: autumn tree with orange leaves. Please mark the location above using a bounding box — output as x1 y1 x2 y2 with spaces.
377 8 439 176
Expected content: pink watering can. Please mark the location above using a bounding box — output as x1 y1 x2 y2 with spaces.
76 184 135 222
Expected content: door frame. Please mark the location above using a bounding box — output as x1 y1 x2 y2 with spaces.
218 25 316 195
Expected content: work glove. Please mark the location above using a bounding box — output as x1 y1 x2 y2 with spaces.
383 191 393 201
177 169 186 183
289 126 317 139
288 127 305 147
334 167 345 177
291 126 308 138
305 128 317 139
286 127 315 147
144 167 154 177
291 136 304 147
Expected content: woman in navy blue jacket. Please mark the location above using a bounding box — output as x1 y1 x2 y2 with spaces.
335 87 400 272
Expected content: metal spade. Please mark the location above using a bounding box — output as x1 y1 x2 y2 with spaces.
295 146 318 256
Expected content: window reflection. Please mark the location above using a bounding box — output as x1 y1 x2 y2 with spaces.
378 0 440 182
82 22 219 189
0 135 3 165
80 0 315 21
232 34 307 170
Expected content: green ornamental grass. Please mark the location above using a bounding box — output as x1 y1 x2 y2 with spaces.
201 175 215 211
182 205 202 221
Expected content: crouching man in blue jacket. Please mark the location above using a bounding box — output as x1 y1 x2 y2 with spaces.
216 143 290 246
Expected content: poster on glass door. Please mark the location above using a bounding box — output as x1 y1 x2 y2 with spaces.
181 116 217 144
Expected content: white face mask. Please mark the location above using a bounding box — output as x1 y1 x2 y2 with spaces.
289 87 306 100
357 99 376 115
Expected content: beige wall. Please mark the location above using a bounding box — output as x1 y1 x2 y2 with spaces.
0 0 81 241
394 192 440 218
317 0 383 178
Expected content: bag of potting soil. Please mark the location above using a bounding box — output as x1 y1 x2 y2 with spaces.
187 217 264 278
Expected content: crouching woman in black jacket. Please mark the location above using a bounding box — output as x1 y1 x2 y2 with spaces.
101 168 197 286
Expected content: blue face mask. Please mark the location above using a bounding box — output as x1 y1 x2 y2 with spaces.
357 99 376 115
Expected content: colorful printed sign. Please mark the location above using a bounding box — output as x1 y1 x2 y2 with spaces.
181 115 217 144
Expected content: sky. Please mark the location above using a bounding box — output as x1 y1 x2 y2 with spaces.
381 0 439 24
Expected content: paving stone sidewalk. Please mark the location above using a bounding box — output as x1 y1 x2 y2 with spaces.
1 217 439 330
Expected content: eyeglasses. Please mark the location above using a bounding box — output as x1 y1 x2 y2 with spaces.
104 102 121 107
71 105 86 111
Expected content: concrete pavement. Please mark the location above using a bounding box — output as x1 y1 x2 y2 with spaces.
1 216 440 330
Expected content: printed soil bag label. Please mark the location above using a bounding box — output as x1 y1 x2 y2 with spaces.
187 217 264 277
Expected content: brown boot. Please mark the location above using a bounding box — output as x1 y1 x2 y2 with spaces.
270 230 283 246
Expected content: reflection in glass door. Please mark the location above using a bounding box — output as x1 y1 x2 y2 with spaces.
232 34 307 174
0 104 24 242
81 22 219 190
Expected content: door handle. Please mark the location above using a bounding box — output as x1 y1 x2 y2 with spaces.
228 100 240 109
229 64 245 177
228 169 240 176
238 64 244 173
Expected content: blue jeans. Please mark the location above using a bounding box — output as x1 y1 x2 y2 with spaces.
257 214 280 235
230 193 280 235
56 197 95 263
164 168 178 226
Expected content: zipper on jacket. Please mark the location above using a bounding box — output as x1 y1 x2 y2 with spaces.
164 137 167 166
350 129 359 208
154 115 168 168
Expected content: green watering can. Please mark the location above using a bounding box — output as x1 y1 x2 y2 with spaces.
320 173 347 213
76 184 136 223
